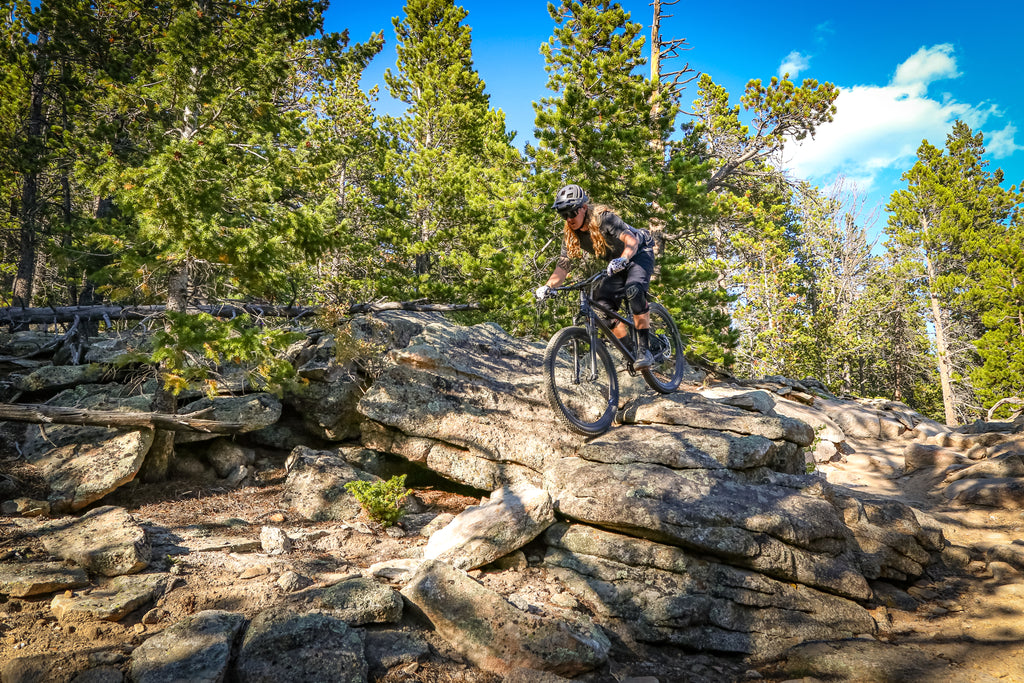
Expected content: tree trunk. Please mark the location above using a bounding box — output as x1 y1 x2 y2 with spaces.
926 254 958 426
646 0 667 275
12 36 48 308
142 261 189 482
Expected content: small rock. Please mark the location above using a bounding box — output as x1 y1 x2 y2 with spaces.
1 498 51 517
489 550 528 571
278 571 312 593
141 608 165 624
260 526 292 554
550 592 578 609
224 465 249 488
365 559 424 582
418 513 455 538
906 586 938 600
239 565 270 580
989 560 1021 582
385 525 406 538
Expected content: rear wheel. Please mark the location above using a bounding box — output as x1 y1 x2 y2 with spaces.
640 302 685 393
543 326 618 436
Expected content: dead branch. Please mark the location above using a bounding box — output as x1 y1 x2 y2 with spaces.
987 397 1024 422
0 403 249 434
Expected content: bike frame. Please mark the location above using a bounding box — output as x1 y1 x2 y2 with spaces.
559 272 642 373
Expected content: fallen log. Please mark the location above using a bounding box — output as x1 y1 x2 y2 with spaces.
0 403 248 434
0 300 480 326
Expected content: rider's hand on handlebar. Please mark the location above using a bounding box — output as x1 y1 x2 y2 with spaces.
606 257 629 276
535 284 552 301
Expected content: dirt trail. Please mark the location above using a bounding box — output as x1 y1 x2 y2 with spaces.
777 437 1024 682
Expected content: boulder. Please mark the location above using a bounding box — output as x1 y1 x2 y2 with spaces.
205 438 255 478
778 639 969 682
12 363 109 393
317 576 403 625
41 505 150 576
51 573 167 622
988 434 1024 459
281 446 377 521
945 478 1024 508
579 422 801 474
31 429 153 512
19 384 152 460
769 398 846 443
944 452 1024 482
424 484 555 570
129 610 245 683
236 608 367 683
904 442 969 474
400 559 609 677
545 457 871 600
175 393 282 444
363 629 430 673
826 492 938 580
285 313 442 441
697 387 778 415
0 561 89 597
544 523 875 659
358 320 582 490
619 392 814 446
289 338 365 441
818 398 883 440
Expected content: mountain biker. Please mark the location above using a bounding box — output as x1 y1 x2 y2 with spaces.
535 184 657 369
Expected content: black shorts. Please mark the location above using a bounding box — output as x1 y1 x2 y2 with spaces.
595 246 655 317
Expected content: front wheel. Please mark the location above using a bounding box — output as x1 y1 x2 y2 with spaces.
640 302 685 393
543 326 619 436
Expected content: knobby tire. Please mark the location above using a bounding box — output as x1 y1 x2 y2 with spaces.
543 326 618 436
640 302 685 394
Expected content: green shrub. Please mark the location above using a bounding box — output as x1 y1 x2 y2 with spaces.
344 475 410 527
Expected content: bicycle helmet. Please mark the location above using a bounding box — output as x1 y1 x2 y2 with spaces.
552 184 589 217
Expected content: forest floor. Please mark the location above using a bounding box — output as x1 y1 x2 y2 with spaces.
3 418 1024 682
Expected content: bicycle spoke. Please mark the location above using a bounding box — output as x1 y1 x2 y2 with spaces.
544 328 617 435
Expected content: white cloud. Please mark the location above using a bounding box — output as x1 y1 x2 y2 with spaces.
782 44 1007 189
892 44 960 94
986 124 1024 159
779 51 811 80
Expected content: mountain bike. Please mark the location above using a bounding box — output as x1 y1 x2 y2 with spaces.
540 271 686 436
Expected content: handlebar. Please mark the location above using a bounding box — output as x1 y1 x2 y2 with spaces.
551 271 606 294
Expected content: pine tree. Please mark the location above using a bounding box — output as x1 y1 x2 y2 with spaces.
886 121 1017 424
298 29 384 305
529 0 672 226
369 0 523 318
0 0 101 307
82 0 345 479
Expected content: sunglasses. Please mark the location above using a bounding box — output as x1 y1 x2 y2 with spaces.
557 207 582 220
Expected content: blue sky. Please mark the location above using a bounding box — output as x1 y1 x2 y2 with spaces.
331 1 1024 230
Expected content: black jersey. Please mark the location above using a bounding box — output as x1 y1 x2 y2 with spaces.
557 210 652 271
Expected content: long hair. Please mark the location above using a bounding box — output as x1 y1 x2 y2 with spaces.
563 204 611 259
